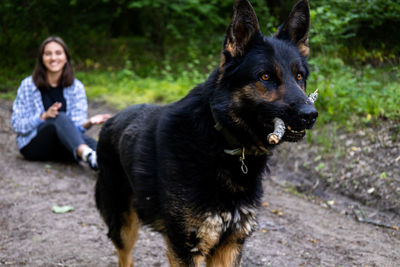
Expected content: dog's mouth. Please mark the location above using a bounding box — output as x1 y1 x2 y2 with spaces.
264 89 318 145
282 125 306 142
264 120 306 145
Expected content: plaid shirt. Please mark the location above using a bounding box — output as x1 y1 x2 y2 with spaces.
11 76 88 150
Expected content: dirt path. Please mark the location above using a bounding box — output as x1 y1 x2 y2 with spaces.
1 100 399 266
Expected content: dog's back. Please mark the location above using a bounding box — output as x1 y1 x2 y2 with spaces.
95 104 164 248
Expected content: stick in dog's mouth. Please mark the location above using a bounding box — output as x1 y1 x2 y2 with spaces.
267 89 318 145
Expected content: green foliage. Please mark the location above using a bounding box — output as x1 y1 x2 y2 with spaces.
0 0 277 71
72 53 400 130
1 0 399 72
75 64 207 109
0 69 29 100
2 54 399 129
309 56 400 126
0 0 114 70
310 0 400 61
1 0 399 133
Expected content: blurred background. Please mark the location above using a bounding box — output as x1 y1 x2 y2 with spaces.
0 0 399 125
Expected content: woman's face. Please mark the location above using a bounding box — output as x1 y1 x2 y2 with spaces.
42 41 67 74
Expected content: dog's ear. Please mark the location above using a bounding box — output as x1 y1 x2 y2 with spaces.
275 0 310 57
224 0 260 57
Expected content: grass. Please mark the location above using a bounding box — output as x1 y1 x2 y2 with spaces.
0 70 28 100
75 69 207 109
1 54 398 161
309 56 400 126
76 55 400 128
1 55 399 131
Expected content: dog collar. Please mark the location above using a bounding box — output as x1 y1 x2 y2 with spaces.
210 104 269 174
210 104 268 155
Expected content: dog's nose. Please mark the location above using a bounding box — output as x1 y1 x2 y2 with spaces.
298 105 318 129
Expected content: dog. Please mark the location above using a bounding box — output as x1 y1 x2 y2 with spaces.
95 0 317 266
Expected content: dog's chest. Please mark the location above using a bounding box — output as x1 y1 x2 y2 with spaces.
192 205 257 253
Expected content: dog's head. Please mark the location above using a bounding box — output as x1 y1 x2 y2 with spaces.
212 0 317 148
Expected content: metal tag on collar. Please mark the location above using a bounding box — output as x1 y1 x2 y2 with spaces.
239 147 248 174
224 148 242 156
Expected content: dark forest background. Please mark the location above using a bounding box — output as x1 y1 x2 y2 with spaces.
0 0 399 125
1 0 399 71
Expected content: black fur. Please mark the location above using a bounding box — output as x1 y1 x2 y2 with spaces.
95 0 317 265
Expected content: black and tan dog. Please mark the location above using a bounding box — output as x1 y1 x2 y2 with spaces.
95 0 317 266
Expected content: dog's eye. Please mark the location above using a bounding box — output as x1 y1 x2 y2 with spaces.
296 73 303 81
260 73 271 81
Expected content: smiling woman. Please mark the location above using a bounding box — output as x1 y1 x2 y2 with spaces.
11 36 111 171
42 42 67 81
32 37 74 90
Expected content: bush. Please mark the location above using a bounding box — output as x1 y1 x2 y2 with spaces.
310 0 400 63
309 56 400 125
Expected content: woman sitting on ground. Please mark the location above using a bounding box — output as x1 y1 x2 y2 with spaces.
11 36 111 170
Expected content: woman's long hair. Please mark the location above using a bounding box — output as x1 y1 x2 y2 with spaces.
32 36 74 89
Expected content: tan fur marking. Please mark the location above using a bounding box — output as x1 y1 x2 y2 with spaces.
116 208 140 267
218 53 226 83
251 83 283 102
166 244 183 267
229 85 284 152
298 43 309 57
165 235 204 267
254 82 265 95
226 42 236 57
206 241 242 267
165 236 183 267
196 213 224 254
241 82 279 102
219 52 226 70
173 206 257 266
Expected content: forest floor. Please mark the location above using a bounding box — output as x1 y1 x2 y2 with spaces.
0 99 399 267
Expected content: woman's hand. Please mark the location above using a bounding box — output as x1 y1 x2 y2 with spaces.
83 114 112 129
41 102 62 120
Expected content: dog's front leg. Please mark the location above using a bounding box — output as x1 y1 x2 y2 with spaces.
205 237 244 267
164 235 205 267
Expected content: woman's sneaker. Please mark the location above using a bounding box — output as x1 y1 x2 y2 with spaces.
83 150 98 171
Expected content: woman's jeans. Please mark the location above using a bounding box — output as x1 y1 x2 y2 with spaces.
21 112 96 162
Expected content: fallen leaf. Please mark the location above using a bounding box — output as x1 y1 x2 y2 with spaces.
367 188 375 194
52 205 74 214
327 200 335 206
309 239 319 244
392 226 399 231
271 209 284 216
379 172 388 179
262 202 270 207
